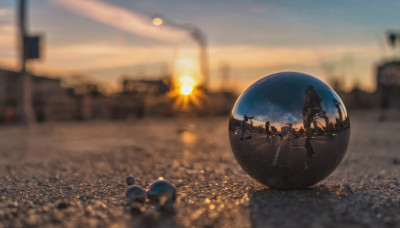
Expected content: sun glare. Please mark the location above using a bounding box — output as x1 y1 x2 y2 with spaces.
177 75 196 95
180 84 193 95
168 57 203 111
179 75 196 85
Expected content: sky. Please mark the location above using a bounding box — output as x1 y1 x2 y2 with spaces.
0 0 400 92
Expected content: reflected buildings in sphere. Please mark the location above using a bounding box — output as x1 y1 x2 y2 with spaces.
229 72 350 189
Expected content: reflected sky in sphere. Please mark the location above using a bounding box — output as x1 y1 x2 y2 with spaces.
233 72 346 130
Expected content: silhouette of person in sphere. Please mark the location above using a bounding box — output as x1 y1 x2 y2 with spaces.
265 121 270 137
241 114 254 140
302 85 329 158
333 98 342 120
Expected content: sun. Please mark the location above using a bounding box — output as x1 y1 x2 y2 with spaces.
167 74 205 112
180 84 193 95
177 75 196 96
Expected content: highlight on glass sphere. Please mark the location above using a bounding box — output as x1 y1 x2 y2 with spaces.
228 72 350 189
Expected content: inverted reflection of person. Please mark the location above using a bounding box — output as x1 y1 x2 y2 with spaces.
265 121 270 137
241 114 254 140
333 99 342 120
302 85 329 137
271 126 277 137
302 85 328 157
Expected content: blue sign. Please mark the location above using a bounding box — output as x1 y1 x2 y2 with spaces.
25 35 41 59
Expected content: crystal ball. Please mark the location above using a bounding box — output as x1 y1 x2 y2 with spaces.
228 72 350 189
126 185 146 203
126 176 136 186
147 180 176 208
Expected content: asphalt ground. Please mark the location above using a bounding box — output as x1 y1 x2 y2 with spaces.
0 111 399 228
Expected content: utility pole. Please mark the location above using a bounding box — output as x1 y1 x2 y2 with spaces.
17 0 35 125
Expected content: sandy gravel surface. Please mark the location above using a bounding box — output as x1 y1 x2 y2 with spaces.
0 111 399 228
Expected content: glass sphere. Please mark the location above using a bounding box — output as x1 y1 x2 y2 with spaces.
126 185 146 203
126 176 136 185
147 180 176 208
228 72 350 189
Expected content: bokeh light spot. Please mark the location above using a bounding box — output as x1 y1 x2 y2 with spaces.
152 17 163 26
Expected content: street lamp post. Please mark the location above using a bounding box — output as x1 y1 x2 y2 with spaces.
17 0 35 125
387 30 400 48
152 16 209 90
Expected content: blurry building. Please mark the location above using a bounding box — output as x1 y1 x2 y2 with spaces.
281 126 290 135
66 83 109 120
376 61 400 109
0 68 77 123
123 79 170 95
339 60 400 110
120 78 173 117
0 70 239 122
197 91 237 116
339 87 377 110
0 69 19 122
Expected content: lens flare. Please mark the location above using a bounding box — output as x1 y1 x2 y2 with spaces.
178 75 196 85
180 84 193 95
167 74 205 112
168 57 204 112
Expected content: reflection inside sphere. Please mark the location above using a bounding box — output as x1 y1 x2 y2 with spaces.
229 72 350 189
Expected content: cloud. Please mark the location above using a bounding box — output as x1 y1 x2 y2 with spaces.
0 25 16 47
36 42 176 71
0 24 17 69
208 44 380 70
0 8 11 17
28 41 381 79
35 42 377 70
54 0 190 43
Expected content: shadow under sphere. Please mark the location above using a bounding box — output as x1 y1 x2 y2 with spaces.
229 72 350 189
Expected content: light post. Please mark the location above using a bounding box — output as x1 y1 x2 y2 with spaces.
152 15 209 91
387 30 400 58
387 30 400 48
17 0 35 124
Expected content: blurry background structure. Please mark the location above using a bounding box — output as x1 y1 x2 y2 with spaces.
0 0 400 124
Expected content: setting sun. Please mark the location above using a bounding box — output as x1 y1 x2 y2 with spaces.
167 74 204 111
180 84 193 95
168 57 203 110
177 75 196 95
